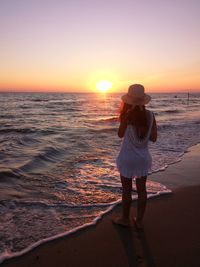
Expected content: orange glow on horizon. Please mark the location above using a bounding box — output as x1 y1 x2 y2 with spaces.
0 71 200 93
0 82 200 93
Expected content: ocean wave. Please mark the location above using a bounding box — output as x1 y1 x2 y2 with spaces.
157 124 174 130
49 99 88 105
0 127 58 136
31 98 49 102
18 105 32 109
155 109 181 116
1 199 117 209
0 114 15 119
98 116 118 122
164 109 180 113
89 127 117 134
18 146 65 173
17 136 41 146
0 128 35 134
0 169 20 180
158 118 200 130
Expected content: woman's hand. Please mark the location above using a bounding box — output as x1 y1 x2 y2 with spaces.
118 113 128 138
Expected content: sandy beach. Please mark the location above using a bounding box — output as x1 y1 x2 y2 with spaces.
1 144 200 267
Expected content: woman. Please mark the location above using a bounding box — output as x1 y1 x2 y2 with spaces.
113 84 157 229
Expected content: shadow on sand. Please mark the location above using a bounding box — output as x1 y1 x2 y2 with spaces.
113 220 156 267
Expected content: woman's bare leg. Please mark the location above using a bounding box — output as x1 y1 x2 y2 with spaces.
121 176 132 221
113 175 132 226
135 176 147 228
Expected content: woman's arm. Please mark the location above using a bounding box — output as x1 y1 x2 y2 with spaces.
149 114 157 142
118 114 128 138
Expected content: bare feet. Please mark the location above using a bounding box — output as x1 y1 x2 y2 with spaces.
133 217 144 230
112 217 130 227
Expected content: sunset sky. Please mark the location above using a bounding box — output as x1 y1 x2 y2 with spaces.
1 0 200 93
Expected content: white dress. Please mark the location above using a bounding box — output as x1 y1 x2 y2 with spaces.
116 110 153 178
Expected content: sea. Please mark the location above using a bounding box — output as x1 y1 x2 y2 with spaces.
0 92 200 262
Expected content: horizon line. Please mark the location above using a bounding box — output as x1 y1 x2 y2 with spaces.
0 90 199 94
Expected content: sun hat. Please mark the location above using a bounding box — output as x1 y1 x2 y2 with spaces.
121 84 151 107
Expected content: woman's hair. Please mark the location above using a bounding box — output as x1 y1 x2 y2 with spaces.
119 102 148 139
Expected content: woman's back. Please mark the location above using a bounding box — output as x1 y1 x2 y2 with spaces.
125 109 153 149
116 109 154 178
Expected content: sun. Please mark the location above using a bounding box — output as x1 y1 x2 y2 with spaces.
96 80 112 93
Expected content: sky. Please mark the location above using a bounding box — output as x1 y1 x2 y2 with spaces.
0 0 200 93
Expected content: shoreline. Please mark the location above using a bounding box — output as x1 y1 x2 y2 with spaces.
1 143 200 266
150 143 200 190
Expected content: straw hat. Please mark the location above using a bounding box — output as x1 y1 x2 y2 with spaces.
121 84 151 107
